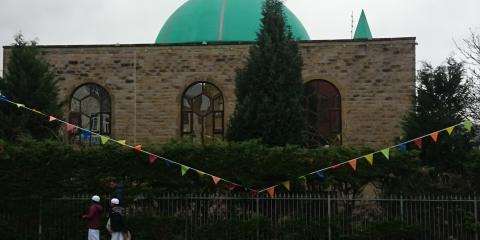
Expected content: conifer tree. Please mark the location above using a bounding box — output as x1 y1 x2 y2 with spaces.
403 57 473 173
0 34 62 141
227 0 305 146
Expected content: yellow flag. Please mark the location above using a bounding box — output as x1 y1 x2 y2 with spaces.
197 170 206 177
464 121 473 132
117 140 127 145
365 154 374 165
281 181 290 191
446 126 455 135
100 136 109 144
381 148 390 160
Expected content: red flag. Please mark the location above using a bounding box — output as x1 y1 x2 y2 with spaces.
331 163 342 171
414 138 422 149
430 132 439 142
66 123 76 133
348 159 357 170
266 186 275 198
48 116 57 122
148 155 158 164
227 184 237 191
134 145 142 151
212 176 221 185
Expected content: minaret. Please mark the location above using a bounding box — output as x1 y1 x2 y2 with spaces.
353 9 373 40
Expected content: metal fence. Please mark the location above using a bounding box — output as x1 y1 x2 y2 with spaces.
0 193 478 240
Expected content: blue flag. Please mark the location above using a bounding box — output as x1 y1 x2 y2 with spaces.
0 95 8 101
82 130 92 140
315 171 325 179
398 143 407 153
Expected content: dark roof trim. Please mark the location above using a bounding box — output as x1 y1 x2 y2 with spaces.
3 37 416 49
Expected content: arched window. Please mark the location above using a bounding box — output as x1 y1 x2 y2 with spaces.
181 82 224 144
69 83 111 144
303 80 341 146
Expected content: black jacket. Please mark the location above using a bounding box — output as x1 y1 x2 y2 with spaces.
110 205 126 232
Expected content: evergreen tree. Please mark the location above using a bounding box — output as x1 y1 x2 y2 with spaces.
403 57 473 174
226 0 305 146
0 34 62 141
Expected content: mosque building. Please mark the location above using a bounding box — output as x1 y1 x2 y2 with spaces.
2 0 416 147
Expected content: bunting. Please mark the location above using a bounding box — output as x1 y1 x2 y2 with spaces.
266 186 275 198
281 181 290 191
464 121 473 132
134 144 142 151
414 138 422 149
348 159 357 170
227 184 237 191
81 130 92 140
446 126 455 135
148 154 157 164
381 148 390 160
0 96 473 196
212 176 221 185
430 132 439 142
181 165 189 176
365 154 373 165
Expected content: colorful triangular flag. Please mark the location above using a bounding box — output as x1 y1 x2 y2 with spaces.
464 121 473 132
148 154 157 164
48 116 57 122
81 130 92 140
66 123 76 133
180 165 189 176
0 95 8 101
398 143 407 153
381 148 390 160
197 170 206 177
266 186 275 198
430 132 439 142
117 140 126 145
298 176 306 181
331 164 342 171
16 103 25 108
315 171 325 179
446 126 455 135
134 144 142 151
100 136 109 144
212 176 221 185
365 154 373 165
348 159 357 170
227 184 237 191
414 138 422 149
164 160 172 167
281 181 290 191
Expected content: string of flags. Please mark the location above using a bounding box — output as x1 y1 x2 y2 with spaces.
0 95 474 198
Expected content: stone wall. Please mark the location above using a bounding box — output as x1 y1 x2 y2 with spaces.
2 38 416 147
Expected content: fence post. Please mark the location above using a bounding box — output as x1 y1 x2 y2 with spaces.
256 196 260 240
475 194 478 240
38 197 42 240
400 195 404 221
328 193 332 240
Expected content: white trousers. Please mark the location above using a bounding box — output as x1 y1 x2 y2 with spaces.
88 229 100 240
111 232 124 240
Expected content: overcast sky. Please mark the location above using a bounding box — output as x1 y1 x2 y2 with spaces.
1 0 479 74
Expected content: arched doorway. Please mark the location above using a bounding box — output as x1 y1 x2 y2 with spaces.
303 80 341 146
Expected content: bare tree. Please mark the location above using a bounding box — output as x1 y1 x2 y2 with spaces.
456 30 480 120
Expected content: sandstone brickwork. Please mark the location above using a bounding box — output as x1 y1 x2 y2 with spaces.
2 38 416 147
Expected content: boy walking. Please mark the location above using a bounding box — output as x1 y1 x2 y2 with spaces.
82 195 104 240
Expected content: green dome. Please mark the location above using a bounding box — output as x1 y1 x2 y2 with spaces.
155 0 310 44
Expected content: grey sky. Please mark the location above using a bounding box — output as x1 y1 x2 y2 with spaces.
1 0 479 74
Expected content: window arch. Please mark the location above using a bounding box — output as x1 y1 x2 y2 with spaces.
303 80 341 146
181 82 224 144
69 83 111 144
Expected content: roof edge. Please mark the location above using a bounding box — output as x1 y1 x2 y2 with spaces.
3 37 417 49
